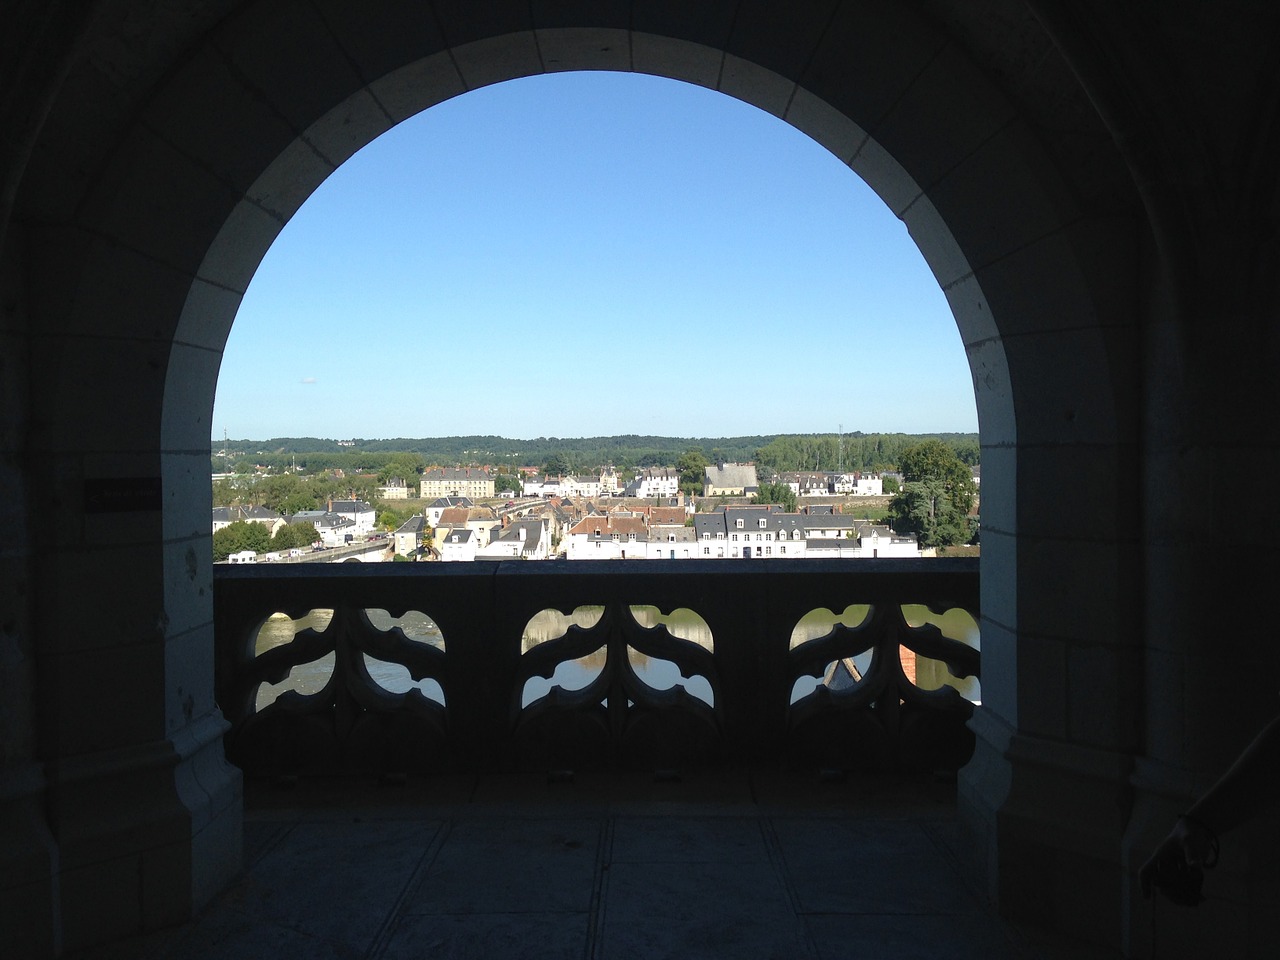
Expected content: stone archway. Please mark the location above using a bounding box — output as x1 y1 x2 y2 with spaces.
9 4 1144 954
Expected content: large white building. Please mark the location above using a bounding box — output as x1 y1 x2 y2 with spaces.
623 468 679 499
690 507 919 559
420 467 494 500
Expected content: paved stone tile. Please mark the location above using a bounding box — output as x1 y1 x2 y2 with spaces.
243 820 289 866
161 906 357 960
773 818 981 915
405 817 600 915
806 913 1023 960
598 860 813 959
380 913 589 960
220 820 439 951
610 816 769 863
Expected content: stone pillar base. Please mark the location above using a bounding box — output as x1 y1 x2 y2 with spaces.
0 763 59 958
46 712 242 955
960 709 1134 951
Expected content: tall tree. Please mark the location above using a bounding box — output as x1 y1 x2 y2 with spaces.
676 448 709 494
212 520 272 561
888 440 977 547
753 481 798 513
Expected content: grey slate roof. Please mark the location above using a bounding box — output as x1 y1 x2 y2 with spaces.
423 468 491 481
429 496 473 509
394 515 427 534
704 462 758 488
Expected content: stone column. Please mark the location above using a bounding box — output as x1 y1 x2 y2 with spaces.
954 211 1145 950
1124 227 1280 958
21 220 245 954
0 235 59 960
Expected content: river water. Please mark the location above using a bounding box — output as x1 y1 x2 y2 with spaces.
253 603 979 711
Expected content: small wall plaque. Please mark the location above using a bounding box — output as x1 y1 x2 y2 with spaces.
85 477 163 513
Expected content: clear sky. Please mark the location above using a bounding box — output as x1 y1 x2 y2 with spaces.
212 71 977 442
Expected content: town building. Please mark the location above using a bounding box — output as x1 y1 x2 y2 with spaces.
377 476 409 500
828 472 884 496
475 518 550 561
434 505 498 549
622 467 679 499
328 499 376 536
438 528 476 562
564 513 649 560
703 462 759 497
392 515 427 559
420 467 494 499
210 504 286 538
286 510 357 547
424 496 473 527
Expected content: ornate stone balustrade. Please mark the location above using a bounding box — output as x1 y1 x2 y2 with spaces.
213 559 979 777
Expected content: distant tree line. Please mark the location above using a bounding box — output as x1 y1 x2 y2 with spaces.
753 433 978 474
212 432 978 478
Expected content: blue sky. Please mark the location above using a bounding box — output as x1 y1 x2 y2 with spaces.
212 71 977 441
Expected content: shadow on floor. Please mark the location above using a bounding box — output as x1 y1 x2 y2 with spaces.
69 769 1117 960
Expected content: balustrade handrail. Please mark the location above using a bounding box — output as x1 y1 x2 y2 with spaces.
214 558 979 776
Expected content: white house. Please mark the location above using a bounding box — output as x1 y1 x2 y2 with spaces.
329 499 376 535
392 515 427 559
624 468 679 499
377 477 409 500
564 514 648 560
832 472 884 496
475 518 550 561
853 523 920 558
425 496 472 526
439 528 477 562
435 506 498 548
645 523 697 560
287 510 357 547
211 504 286 537
522 474 565 498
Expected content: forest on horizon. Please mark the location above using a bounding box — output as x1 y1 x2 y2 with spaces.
211 432 979 477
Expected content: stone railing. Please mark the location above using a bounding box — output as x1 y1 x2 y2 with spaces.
213 559 979 777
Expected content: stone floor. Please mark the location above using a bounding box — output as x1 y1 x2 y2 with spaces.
70 769 1117 960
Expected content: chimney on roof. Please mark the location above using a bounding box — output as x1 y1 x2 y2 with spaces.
327 499 333 513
